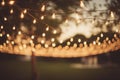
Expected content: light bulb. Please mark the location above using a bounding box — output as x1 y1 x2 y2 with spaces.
41 5 45 12
9 0 15 5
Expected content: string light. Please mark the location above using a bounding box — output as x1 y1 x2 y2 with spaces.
42 33 46 37
110 11 114 18
100 33 104 37
93 41 96 45
10 9 14 14
20 13 24 19
78 38 81 43
6 34 10 38
52 43 56 47
70 38 73 42
67 41 71 46
46 27 49 31
0 0 120 58
6 40 9 44
51 38 55 42
41 5 46 12
83 41 87 45
106 37 109 41
44 44 49 48
1 0 5 6
1 25 4 29
0 33 3 37
33 19 37 24
18 31 21 35
40 15 44 20
9 0 15 5
73 43 77 48
52 13 56 19
41 40 45 44
97 37 100 41
80 0 85 8
60 40 63 44
23 9 27 14
53 30 57 34
12 26 16 30
98 42 101 45
4 17 7 21
11 41 14 45
31 35 35 39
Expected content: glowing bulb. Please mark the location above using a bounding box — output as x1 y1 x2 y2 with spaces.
6 40 9 44
18 31 21 35
42 33 46 37
11 41 14 45
46 27 49 31
45 44 49 48
80 1 85 8
60 40 63 44
110 11 114 18
51 38 55 42
73 43 77 48
98 42 101 45
40 16 44 20
1 25 4 29
1 0 5 6
97 37 100 41
33 19 36 24
67 41 71 46
106 37 109 41
70 38 73 42
52 13 56 19
52 43 56 47
12 26 16 30
53 30 57 34
93 41 96 45
9 0 15 5
10 9 14 14
7 34 10 37
100 33 103 37
0 33 3 37
23 9 27 14
41 40 45 44
4 17 7 21
78 39 81 43
31 35 35 39
83 41 87 45
41 5 45 12
20 13 24 19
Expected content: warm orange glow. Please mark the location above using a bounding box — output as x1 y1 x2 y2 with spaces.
20 13 24 19
1 0 5 6
4 17 7 21
10 9 14 14
9 0 15 5
41 5 46 12
33 19 37 24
